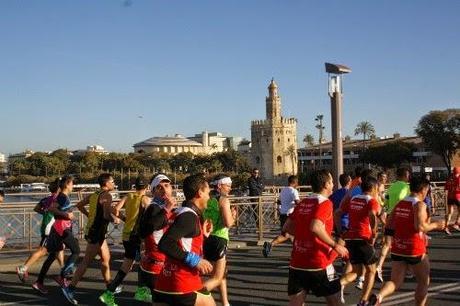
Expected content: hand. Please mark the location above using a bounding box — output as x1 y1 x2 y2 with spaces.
203 219 213 238
196 258 213 275
163 194 177 209
66 212 74 220
333 244 349 258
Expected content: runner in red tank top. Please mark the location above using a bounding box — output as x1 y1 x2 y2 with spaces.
154 174 215 306
368 177 446 306
444 167 460 235
335 176 380 305
283 170 348 306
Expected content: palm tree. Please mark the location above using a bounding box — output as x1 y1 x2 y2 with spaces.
285 144 297 174
303 134 314 148
354 121 376 165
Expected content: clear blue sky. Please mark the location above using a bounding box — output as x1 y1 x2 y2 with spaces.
1 0 459 154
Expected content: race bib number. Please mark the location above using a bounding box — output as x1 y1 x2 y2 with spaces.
325 264 337 281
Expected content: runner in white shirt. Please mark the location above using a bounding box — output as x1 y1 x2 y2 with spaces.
263 175 300 257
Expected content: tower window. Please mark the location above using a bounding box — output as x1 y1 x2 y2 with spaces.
278 138 280 142
277 156 282 163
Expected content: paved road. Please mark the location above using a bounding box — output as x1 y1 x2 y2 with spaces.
1 231 459 306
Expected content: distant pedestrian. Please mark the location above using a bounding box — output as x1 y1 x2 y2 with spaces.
247 168 264 222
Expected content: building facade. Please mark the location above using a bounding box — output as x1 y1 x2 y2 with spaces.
298 134 460 179
251 79 297 184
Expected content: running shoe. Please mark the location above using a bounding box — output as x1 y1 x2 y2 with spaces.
16 265 28 283
61 286 78 305
114 285 123 295
355 277 364 290
452 224 460 232
445 227 452 236
368 293 381 306
357 301 367 306
405 272 414 279
262 242 272 258
32 282 48 295
134 286 152 303
99 290 118 306
54 275 70 287
376 267 384 283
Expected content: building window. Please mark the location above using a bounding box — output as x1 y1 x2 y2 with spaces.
256 156 260 164
277 156 282 163
278 138 280 142
288 138 290 142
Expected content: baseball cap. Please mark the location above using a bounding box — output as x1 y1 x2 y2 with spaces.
151 174 171 189
135 177 149 189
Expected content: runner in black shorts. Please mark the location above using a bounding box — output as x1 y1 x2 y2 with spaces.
288 268 341 298
262 175 300 257
61 173 119 305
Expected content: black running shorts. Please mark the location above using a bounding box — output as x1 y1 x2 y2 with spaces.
346 239 379 265
391 254 424 265
203 235 228 262
154 288 211 306
288 266 341 297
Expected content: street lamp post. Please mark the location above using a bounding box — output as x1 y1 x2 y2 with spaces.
325 63 351 190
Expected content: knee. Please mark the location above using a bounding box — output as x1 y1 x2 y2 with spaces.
367 265 376 274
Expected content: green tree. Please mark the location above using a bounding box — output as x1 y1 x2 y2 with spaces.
362 141 415 169
415 109 460 174
285 144 297 174
303 134 314 148
355 121 376 164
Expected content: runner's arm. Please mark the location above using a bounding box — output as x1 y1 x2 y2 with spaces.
415 201 445 232
139 204 168 238
220 196 234 228
158 212 198 262
76 195 91 217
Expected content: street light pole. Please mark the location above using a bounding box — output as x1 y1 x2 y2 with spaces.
325 63 351 190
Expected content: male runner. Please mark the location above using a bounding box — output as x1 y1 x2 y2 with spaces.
368 176 446 306
335 176 380 305
203 174 235 306
61 173 118 305
99 177 151 306
444 167 460 235
283 170 348 306
154 173 215 306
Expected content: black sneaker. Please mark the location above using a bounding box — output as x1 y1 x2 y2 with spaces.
262 242 272 258
368 293 381 306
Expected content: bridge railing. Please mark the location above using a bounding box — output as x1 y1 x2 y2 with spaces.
0 187 448 252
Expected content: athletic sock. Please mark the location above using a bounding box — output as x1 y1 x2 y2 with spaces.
107 270 127 292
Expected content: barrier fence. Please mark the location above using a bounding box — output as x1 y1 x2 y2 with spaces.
0 187 448 253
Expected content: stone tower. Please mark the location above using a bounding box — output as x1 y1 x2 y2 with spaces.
251 79 298 184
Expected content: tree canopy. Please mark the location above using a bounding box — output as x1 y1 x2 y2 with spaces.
415 109 460 174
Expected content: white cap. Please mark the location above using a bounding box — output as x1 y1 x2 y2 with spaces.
151 174 171 189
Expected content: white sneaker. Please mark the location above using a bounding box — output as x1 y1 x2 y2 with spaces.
355 277 364 290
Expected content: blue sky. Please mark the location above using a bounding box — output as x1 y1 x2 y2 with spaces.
1 0 459 154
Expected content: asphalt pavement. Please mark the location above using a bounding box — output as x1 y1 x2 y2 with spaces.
1 231 459 306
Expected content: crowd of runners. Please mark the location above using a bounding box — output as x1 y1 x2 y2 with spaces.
9 165 460 306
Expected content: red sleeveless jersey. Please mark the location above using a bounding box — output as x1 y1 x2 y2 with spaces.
289 194 337 270
155 207 204 294
391 196 427 257
140 208 175 275
341 194 380 240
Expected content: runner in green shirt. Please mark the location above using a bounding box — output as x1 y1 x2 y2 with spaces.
376 167 410 282
203 174 236 306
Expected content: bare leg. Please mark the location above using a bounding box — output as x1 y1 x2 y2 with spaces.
288 291 306 306
378 261 407 302
271 233 290 247
377 236 392 270
324 293 341 306
24 247 47 268
70 243 100 287
361 264 376 301
57 250 65 267
219 278 229 306
195 290 217 306
99 240 111 285
412 255 430 306
204 258 226 291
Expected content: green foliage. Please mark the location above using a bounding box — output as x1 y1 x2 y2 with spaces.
362 141 415 169
415 109 460 174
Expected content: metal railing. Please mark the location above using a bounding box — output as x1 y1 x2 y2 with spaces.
0 187 448 252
